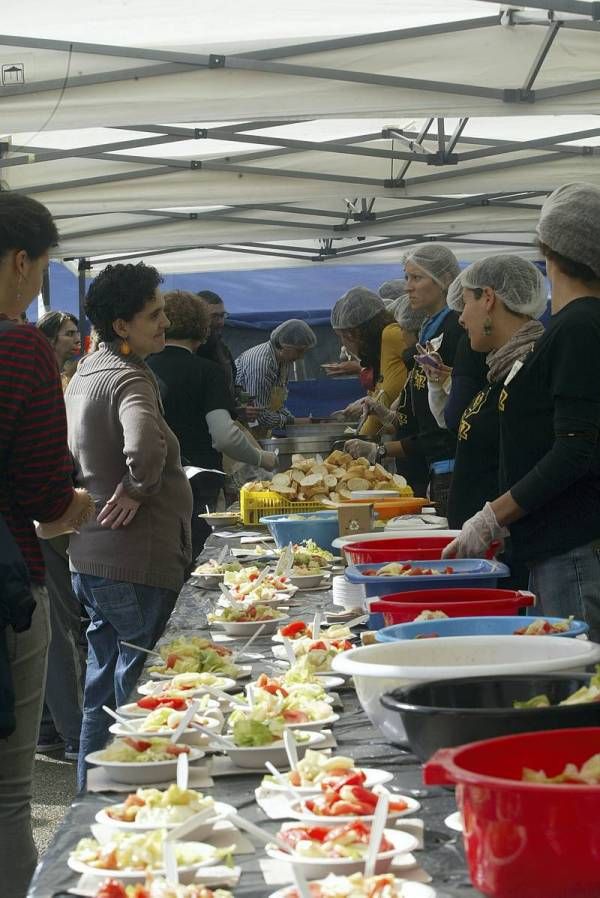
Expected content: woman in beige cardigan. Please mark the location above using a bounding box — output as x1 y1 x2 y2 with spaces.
65 262 193 790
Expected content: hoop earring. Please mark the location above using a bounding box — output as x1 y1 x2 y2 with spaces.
483 316 493 337
120 338 131 356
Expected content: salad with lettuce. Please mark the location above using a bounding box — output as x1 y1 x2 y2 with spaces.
230 716 312 748
150 672 234 694
263 750 362 789
514 665 600 709
193 559 242 576
523 752 600 784
148 647 239 678
284 872 417 898
99 737 190 764
105 785 214 826
229 685 333 734
71 828 224 871
136 707 217 735
95 879 233 898
208 604 285 624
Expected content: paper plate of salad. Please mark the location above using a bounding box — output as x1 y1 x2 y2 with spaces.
229 685 339 734
261 749 393 794
268 872 436 898
95 784 234 834
208 603 288 635
138 672 238 697
116 694 222 720
93 880 234 898
221 718 327 769
147 645 243 679
68 828 227 882
108 709 222 747
288 784 420 824
273 621 354 643
85 737 204 785
266 820 419 879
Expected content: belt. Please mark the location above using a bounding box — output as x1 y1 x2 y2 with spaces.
430 458 455 475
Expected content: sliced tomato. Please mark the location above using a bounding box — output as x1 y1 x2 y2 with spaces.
95 880 130 898
390 797 409 812
165 653 180 669
283 709 308 723
137 696 187 711
280 620 309 639
320 770 365 790
339 784 379 807
122 737 152 753
165 743 191 756
97 848 119 870
123 794 145 809
288 769 302 787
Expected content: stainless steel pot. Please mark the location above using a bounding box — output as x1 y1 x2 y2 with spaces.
259 422 353 469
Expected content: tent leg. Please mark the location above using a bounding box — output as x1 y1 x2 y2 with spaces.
78 258 90 338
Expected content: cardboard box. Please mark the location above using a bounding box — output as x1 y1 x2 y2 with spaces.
337 503 374 538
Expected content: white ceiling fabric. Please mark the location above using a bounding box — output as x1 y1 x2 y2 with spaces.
1 0 600 269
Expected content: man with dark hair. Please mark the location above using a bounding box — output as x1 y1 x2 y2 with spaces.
196 289 236 398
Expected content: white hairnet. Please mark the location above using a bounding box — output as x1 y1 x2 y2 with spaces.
330 286 385 330
452 255 547 319
270 318 317 349
402 244 461 290
392 294 428 333
536 182 600 277
378 279 407 301
446 270 467 312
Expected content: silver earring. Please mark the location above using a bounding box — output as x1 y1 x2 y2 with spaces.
483 316 493 336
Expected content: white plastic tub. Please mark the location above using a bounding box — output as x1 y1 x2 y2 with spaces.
332 635 600 743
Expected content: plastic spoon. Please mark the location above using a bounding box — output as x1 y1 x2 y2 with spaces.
344 614 369 629
246 685 255 709
291 866 312 898
265 761 304 803
170 699 201 743
364 792 389 879
166 806 217 842
217 544 229 564
191 722 235 750
232 623 266 661
120 641 162 659
223 809 292 854
102 705 138 733
282 638 296 666
203 685 250 710
163 839 179 885
312 609 322 641
220 585 239 606
283 729 299 770
176 751 189 790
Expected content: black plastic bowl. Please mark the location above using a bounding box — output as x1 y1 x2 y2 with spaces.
380 673 600 763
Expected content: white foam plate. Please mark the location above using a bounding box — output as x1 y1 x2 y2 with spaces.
444 810 464 833
268 879 436 898
95 799 235 833
137 676 237 696
288 791 421 824
149 665 252 681
263 766 393 794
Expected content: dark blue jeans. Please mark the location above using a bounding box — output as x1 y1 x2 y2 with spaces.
528 541 600 642
71 573 177 790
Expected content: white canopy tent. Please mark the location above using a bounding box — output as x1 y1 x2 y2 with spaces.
1 0 600 280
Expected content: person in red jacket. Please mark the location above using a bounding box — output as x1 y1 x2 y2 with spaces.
0 192 93 898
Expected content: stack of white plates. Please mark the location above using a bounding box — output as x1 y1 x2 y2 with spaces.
385 513 448 530
332 575 367 611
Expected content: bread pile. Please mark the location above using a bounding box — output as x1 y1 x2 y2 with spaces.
245 450 410 503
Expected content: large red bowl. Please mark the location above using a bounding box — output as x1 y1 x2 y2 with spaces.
424 727 600 898
343 536 454 564
369 587 535 626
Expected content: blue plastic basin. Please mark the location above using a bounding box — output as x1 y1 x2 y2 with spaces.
345 559 510 599
376 615 589 642
260 511 339 551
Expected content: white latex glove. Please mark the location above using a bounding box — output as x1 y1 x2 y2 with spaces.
259 450 277 471
342 399 365 419
362 395 397 427
344 439 378 463
98 483 141 530
442 502 508 559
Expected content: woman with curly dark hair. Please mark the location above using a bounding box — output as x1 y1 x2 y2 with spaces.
65 262 193 789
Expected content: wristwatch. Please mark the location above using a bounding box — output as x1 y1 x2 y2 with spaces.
375 444 387 462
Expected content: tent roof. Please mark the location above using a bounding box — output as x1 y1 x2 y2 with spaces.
2 1 600 270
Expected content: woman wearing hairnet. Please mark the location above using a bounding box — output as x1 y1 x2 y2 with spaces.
445 183 600 638
331 287 410 438
235 318 317 438
439 256 546 532
345 245 469 509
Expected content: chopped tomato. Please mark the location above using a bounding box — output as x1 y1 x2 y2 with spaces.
95 881 130 898
280 620 310 639
122 737 152 753
279 825 331 848
256 673 288 697
136 696 187 711
165 743 190 756
288 769 302 787
165 653 180 669
283 709 308 723
320 770 366 790
248 571 259 581
97 848 119 870
122 794 145 809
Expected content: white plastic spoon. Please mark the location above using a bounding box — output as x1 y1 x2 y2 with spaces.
223 809 292 854
163 839 179 885
364 792 389 879
202 685 250 710
102 705 138 733
170 700 201 743
282 638 296 666
120 640 162 659
166 806 217 842
191 722 236 750
283 729 299 770
232 624 266 661
291 866 311 898
312 609 322 641
176 751 189 790
265 761 304 803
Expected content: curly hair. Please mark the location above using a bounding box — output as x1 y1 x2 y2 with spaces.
36 310 79 344
0 192 59 260
356 308 395 380
84 262 163 342
163 290 209 341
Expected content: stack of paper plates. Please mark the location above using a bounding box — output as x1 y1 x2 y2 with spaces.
332 574 367 611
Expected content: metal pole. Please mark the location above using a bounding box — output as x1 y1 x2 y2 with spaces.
78 259 90 337
41 268 51 310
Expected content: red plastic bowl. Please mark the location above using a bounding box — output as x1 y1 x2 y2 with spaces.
424 727 600 898
343 536 454 564
369 587 535 625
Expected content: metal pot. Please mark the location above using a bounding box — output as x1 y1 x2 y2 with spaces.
259 421 352 469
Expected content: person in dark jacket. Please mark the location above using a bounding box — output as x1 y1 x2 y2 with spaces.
0 515 36 740
444 183 600 640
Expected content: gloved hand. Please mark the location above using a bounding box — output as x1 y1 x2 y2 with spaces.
341 399 365 419
259 450 278 471
344 439 378 463
442 502 508 559
362 395 397 427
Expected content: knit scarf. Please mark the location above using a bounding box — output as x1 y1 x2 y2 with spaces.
486 319 545 384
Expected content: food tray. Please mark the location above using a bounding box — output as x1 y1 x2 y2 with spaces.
240 487 326 525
